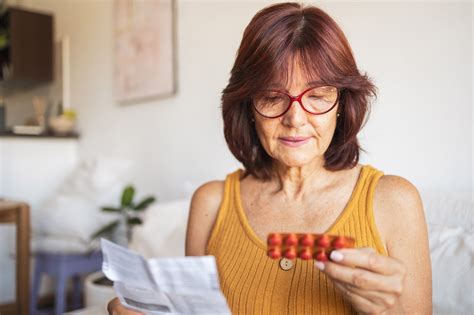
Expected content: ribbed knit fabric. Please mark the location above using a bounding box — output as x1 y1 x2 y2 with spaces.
206 164 387 315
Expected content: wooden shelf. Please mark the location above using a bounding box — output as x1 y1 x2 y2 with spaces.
0 130 79 139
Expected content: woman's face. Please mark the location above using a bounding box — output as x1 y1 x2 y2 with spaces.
253 65 339 168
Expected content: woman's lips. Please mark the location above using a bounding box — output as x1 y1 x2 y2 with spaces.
278 136 311 147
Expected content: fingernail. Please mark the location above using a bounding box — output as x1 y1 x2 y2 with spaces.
330 250 344 262
315 261 325 270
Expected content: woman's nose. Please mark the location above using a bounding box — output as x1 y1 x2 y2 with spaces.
282 100 308 127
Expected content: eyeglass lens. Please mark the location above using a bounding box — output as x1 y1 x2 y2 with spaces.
254 86 338 117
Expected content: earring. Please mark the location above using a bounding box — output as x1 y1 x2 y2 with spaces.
251 117 255 122
336 113 341 118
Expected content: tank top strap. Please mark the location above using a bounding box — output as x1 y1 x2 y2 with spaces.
357 164 387 255
205 169 241 254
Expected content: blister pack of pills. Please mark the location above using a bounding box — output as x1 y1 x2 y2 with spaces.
267 233 355 261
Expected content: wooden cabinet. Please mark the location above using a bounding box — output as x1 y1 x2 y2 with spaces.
0 201 30 315
0 7 53 83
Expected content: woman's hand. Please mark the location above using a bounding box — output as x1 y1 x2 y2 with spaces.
107 297 144 315
315 247 407 315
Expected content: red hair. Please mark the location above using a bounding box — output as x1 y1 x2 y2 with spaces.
222 3 377 180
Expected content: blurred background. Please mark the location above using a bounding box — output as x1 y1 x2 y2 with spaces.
0 0 472 314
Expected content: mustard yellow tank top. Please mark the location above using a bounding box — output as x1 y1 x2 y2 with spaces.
206 164 387 315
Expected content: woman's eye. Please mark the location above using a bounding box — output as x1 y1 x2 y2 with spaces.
265 96 282 102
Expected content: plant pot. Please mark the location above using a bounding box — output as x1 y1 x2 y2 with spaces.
84 271 115 308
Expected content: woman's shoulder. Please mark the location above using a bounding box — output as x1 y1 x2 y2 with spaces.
191 180 225 208
362 164 420 202
190 168 243 208
372 171 426 249
186 180 225 256
375 173 422 208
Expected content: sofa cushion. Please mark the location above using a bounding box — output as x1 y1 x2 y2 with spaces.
129 198 190 258
421 192 472 231
428 224 473 314
33 156 132 250
421 191 473 314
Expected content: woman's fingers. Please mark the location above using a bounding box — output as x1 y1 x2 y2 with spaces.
107 297 144 315
333 282 376 307
329 247 406 276
319 260 404 295
315 247 406 313
107 298 119 315
333 280 400 309
333 282 390 314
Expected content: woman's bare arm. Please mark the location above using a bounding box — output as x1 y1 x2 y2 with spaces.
185 180 224 256
374 175 432 313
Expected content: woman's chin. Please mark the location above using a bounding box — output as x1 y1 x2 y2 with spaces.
275 155 320 168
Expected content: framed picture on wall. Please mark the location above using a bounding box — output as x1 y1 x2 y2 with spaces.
114 0 176 103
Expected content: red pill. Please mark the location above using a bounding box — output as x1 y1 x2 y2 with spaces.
267 247 281 259
345 237 355 248
284 247 297 259
284 234 298 247
267 233 282 246
316 235 330 248
332 236 346 249
299 234 314 247
299 248 313 260
314 249 328 262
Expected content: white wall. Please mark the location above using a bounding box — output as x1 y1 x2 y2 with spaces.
15 0 470 203
324 1 473 199
0 138 78 302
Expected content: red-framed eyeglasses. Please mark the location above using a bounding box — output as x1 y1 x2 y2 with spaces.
253 85 341 119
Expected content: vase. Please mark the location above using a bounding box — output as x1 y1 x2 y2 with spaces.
84 271 115 308
113 215 128 247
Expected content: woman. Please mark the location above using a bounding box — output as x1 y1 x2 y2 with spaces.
109 2 432 314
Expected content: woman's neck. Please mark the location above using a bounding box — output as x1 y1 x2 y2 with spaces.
271 159 334 201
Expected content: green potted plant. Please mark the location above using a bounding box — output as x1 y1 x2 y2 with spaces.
91 184 156 247
85 185 156 299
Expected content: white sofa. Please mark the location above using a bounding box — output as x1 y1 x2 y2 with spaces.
129 193 473 315
421 193 473 314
